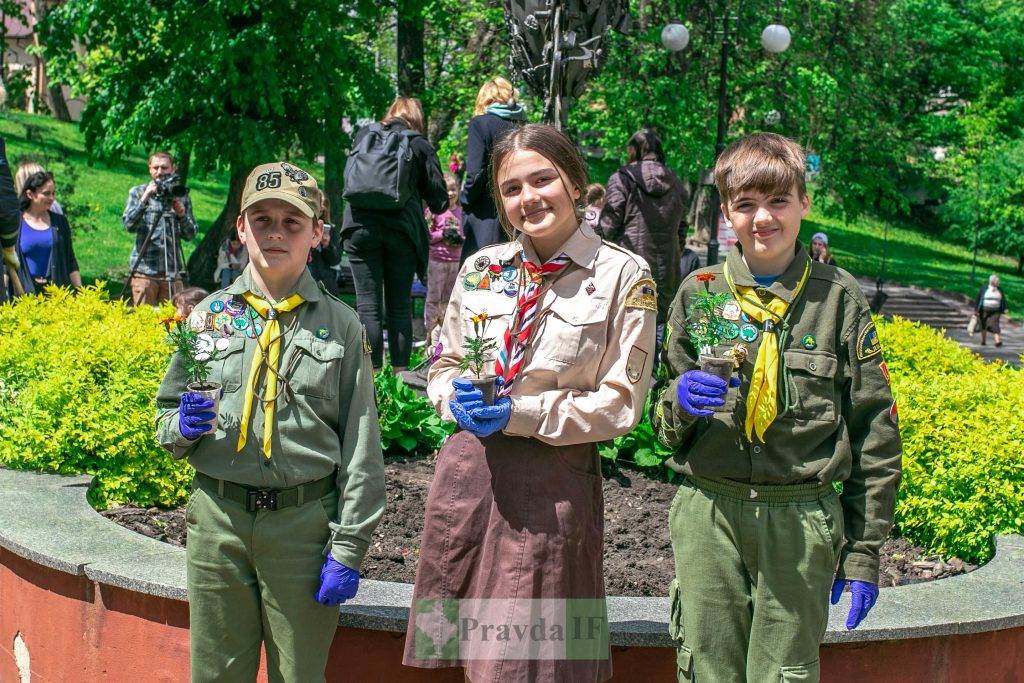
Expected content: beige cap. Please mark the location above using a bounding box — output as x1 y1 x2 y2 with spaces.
240 162 321 218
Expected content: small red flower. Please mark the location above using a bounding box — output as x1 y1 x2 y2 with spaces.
696 273 716 283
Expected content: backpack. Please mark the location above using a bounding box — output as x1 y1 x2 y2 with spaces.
342 123 419 210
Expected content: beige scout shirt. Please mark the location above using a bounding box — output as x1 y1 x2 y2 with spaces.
155 266 385 569
427 223 658 446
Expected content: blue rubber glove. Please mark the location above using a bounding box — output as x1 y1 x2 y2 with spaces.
467 397 512 438
315 555 360 606
830 579 879 630
179 392 215 440
676 370 740 418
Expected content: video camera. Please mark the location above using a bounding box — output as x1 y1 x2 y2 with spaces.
153 173 188 200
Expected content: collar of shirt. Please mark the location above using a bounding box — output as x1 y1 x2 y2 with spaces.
726 242 810 304
496 222 602 269
225 264 323 304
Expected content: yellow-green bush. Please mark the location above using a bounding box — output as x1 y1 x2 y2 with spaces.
877 317 1024 564
0 285 191 508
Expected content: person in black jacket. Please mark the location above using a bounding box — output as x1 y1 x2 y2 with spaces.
308 194 342 296
459 77 526 262
11 171 81 296
341 97 448 370
0 137 20 301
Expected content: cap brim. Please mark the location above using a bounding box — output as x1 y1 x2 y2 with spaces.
240 191 315 218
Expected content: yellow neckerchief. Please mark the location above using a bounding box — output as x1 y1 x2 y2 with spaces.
723 260 810 442
237 291 306 458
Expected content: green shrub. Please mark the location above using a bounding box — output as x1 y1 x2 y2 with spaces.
374 364 454 456
0 285 191 509
877 317 1024 564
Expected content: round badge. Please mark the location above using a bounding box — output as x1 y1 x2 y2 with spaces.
225 296 246 315
209 299 225 313
739 324 759 342
722 321 740 340
248 322 263 339
232 316 249 331
464 271 482 290
214 337 230 352
722 302 741 321
316 327 329 339
214 312 232 329
802 334 817 350
504 284 518 297
490 275 506 293
474 255 491 272
501 266 517 282
196 333 215 353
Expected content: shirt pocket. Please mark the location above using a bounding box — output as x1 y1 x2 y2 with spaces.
783 348 838 422
540 295 610 366
287 334 346 400
212 337 246 393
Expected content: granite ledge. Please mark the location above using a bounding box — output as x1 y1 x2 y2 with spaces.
2 467 1022 648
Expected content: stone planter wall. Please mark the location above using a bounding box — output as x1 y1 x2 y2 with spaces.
2 468 1022 681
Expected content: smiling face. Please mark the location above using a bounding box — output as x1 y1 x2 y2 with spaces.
723 184 809 275
496 149 581 251
236 198 323 282
27 180 56 213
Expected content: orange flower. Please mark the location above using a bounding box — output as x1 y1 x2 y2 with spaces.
695 273 716 283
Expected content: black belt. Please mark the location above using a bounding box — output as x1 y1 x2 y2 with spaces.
194 472 336 512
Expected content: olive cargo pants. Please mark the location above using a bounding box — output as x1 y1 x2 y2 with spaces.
668 476 844 682
186 479 341 682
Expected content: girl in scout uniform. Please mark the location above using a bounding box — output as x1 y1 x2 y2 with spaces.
155 162 385 682
653 134 902 682
403 124 657 681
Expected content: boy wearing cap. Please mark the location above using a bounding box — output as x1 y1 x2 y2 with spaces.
155 162 385 682
653 134 901 682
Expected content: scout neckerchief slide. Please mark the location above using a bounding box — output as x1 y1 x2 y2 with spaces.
723 260 810 442
494 251 572 396
237 291 305 458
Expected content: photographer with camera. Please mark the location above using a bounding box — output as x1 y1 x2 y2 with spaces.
122 151 197 306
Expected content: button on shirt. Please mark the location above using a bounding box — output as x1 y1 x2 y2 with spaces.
427 224 658 446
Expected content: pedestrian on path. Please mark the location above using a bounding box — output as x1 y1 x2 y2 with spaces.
810 231 837 265
976 274 1008 347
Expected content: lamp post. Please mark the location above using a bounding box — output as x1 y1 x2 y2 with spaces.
662 4 791 266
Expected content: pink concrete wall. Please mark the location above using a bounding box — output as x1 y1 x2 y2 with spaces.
3 547 1023 682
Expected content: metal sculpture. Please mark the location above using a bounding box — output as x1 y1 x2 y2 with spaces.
504 0 631 129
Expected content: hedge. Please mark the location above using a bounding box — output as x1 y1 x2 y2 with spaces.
1 287 1021 564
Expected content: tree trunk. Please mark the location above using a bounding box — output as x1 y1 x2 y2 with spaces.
397 0 425 97
186 162 247 288
47 84 72 122
177 149 191 187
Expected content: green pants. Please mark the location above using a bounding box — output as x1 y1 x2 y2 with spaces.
668 476 844 683
186 478 341 683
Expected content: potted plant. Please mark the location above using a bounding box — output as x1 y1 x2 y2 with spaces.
458 310 499 405
163 317 222 426
687 274 747 410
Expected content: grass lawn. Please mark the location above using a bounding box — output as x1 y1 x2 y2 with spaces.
802 212 1022 317
3 111 1020 315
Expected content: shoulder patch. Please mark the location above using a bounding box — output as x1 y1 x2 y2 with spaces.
857 321 882 360
625 278 658 311
626 345 648 384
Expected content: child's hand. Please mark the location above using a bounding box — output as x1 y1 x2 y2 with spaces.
830 579 879 629
179 392 215 440
676 370 738 417
315 555 360 606
467 397 512 438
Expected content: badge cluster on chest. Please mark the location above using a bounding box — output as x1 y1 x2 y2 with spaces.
463 255 520 297
190 295 265 341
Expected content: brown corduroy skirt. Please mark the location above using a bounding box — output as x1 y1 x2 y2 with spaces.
402 430 611 683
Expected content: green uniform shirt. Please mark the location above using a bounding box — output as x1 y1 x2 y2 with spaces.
155 266 385 570
652 243 902 584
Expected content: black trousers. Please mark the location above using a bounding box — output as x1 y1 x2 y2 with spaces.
344 226 417 368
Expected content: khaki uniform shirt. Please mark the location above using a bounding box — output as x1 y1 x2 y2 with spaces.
155 267 385 569
652 244 902 584
427 224 658 445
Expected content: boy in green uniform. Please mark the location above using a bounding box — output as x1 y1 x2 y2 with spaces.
653 134 901 682
155 162 385 682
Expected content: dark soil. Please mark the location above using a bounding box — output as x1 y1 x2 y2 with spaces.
101 457 975 596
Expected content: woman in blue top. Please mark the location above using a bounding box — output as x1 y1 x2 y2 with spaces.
12 171 80 294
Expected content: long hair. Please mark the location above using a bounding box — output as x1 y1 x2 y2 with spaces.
488 124 588 236
627 129 665 164
19 171 54 212
474 77 518 117
382 96 426 135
